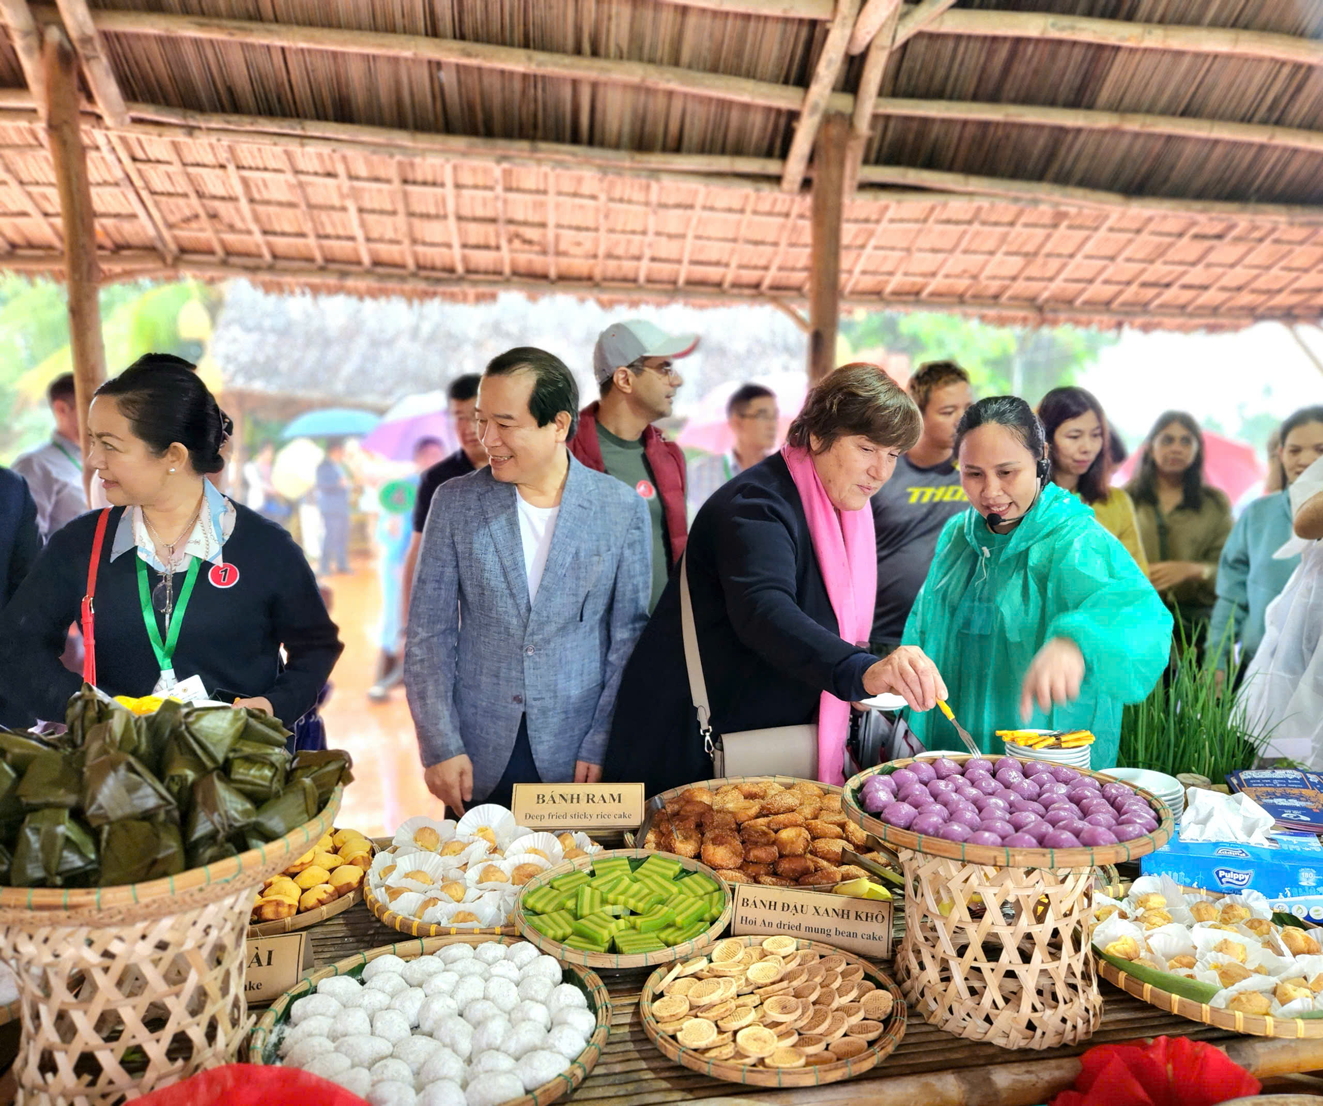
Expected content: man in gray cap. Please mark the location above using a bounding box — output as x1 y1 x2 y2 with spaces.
569 319 697 610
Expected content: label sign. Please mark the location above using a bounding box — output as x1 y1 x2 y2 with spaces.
731 884 894 960
511 783 646 829
244 931 310 1006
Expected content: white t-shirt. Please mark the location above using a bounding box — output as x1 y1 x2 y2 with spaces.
516 494 560 603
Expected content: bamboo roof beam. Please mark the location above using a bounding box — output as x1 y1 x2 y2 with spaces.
994 207 1066 304
759 195 802 293
911 7 1323 69
848 0 901 55
493 164 511 279
1032 211 1115 306
0 0 45 118
676 186 707 288
721 191 756 291
95 131 176 262
335 155 371 268
961 206 1033 303
780 0 861 192
160 138 225 260
843 203 891 295
221 144 272 264
53 0 126 126
443 161 464 277
639 179 660 285
545 172 556 283
845 0 900 193
279 147 324 268
1180 226 1278 314
1143 220 1244 312
891 0 958 49
594 182 607 285
391 158 415 275
655 0 833 19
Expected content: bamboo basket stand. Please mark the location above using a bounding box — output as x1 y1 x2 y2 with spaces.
0 785 342 1106
844 756 1174 1052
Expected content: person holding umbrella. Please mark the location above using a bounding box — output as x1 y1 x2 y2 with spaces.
315 440 353 576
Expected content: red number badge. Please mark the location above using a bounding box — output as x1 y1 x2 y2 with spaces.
635 480 656 500
209 563 240 589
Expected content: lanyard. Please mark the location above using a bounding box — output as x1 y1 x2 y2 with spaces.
135 556 202 675
53 439 81 471
722 455 734 482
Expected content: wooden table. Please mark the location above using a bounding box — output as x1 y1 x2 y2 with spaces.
306 903 1323 1106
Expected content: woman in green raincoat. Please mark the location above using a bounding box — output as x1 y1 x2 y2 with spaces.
903 396 1172 769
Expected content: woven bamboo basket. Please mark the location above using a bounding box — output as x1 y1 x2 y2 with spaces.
245 933 612 1106
512 849 732 970
364 879 517 939
844 756 1175 1051
0 784 342 1106
246 831 376 937
638 936 906 1087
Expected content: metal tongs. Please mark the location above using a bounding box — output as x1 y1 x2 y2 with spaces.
936 699 981 757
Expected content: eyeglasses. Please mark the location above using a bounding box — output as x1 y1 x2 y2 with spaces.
629 359 681 382
735 411 778 422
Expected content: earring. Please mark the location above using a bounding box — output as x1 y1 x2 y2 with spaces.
169 467 176 474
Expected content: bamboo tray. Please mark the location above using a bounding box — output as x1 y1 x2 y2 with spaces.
246 934 612 1106
628 775 843 849
512 849 732 970
638 936 907 1087
364 878 516 938
247 831 377 937
844 755 1173 869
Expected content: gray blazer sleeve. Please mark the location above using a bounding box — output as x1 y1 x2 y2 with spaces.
404 489 465 767
578 495 652 765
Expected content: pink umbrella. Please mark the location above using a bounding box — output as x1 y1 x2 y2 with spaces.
361 392 459 461
676 373 808 455
1114 430 1265 504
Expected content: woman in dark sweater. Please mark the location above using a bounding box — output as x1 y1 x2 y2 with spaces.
0 359 342 727
603 364 947 795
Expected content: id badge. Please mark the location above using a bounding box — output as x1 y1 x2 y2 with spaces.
152 670 208 703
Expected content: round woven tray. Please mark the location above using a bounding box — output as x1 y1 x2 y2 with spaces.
628 775 843 850
638 936 906 1087
247 831 376 937
364 878 517 938
245 933 612 1106
512 849 733 970
844 755 1173 869
0 783 343 925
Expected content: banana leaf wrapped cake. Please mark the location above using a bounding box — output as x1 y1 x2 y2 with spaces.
0 686 352 888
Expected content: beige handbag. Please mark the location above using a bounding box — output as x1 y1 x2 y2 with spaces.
679 553 818 780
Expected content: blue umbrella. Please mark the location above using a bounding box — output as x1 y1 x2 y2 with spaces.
281 408 381 440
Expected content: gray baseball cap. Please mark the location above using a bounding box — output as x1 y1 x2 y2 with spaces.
592 320 699 385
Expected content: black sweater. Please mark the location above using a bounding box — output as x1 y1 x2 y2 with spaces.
0 503 343 727
602 453 874 795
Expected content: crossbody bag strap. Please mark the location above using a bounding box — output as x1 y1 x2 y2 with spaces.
678 553 716 757
80 508 112 687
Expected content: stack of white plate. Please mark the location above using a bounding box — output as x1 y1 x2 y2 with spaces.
1003 731 1091 771
1098 767 1185 818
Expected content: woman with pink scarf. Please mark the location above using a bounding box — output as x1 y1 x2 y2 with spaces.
603 364 947 794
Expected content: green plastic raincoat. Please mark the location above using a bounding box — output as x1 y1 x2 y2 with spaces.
902 482 1172 769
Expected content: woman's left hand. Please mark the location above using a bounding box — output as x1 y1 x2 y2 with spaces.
1147 560 1204 592
232 696 273 715
1019 637 1084 720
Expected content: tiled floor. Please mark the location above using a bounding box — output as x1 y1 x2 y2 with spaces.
319 557 445 838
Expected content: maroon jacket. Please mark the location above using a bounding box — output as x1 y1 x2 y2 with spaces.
568 402 688 565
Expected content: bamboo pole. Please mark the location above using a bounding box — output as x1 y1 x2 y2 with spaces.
808 113 848 382
848 0 901 55
781 0 861 192
53 0 126 126
0 0 45 119
43 23 104 476
845 3 899 192
891 0 958 49
656 0 832 18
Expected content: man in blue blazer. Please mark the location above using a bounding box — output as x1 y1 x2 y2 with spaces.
405 347 652 814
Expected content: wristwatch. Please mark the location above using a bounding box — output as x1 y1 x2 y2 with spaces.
1199 563 1214 582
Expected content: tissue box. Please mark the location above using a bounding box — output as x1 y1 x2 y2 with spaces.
1141 832 1323 919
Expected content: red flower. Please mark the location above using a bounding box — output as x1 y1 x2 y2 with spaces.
1049 1037 1259 1106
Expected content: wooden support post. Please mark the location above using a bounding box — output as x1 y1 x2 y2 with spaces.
807 113 849 383
780 0 861 193
43 24 105 469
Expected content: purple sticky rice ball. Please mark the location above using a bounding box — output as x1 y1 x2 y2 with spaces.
1008 811 1041 831
926 777 957 797
1049 765 1079 784
1024 760 1055 778
1085 812 1118 828
890 768 918 790
997 770 1026 789
1057 818 1092 838
910 812 946 836
1079 799 1112 817
966 831 1004 847
979 818 1016 838
933 792 963 810
914 802 946 818
981 797 1012 816
1010 798 1047 817
995 756 1024 773
1023 820 1054 843
935 822 973 842
1073 776 1101 792
1042 829 1081 848
972 775 1001 796
1130 815 1159 834
964 758 995 776
1112 823 1146 841
1014 778 1042 801
880 801 917 828
932 757 964 780
871 775 898 798
1100 782 1131 803
1003 832 1040 848
1065 784 1096 806
1079 826 1118 847
909 761 937 784
1043 809 1076 827
1038 781 1069 800
898 788 928 809
970 794 997 812
954 783 981 801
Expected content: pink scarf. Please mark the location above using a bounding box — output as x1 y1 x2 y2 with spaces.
781 444 878 785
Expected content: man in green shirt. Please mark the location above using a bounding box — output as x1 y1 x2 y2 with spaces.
568 320 697 610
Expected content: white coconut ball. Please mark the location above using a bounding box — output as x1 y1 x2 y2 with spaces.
452 976 486 1009
280 1015 336 1052
329 1008 374 1042
329 1067 373 1097
465 1071 525 1106
290 993 343 1025
452 960 489 980
418 1080 467 1106
348 988 394 1015
437 944 475 964
502 1022 547 1060
394 1034 443 1075
470 1049 516 1074
368 1079 418 1106
518 1050 570 1092
373 1009 414 1046
418 1048 466 1087
390 986 427 1025
282 1036 335 1068
545 1025 587 1062
522 956 562 985
368 973 411 997
363 954 409 982
484 978 519 1014
402 958 448 987
423 971 460 997
418 995 460 1035
516 977 554 1005
472 943 506 965
433 1017 474 1060
553 1007 596 1038
302 1052 352 1081
338 1036 395 1068
505 942 540 970
471 1015 512 1056
371 1057 416 1087
463 999 501 1026
546 984 588 1016
317 976 365 1002
488 961 521 984
509 1002 550 1031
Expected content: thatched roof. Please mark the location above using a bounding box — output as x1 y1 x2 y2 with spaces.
1 0 1323 329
